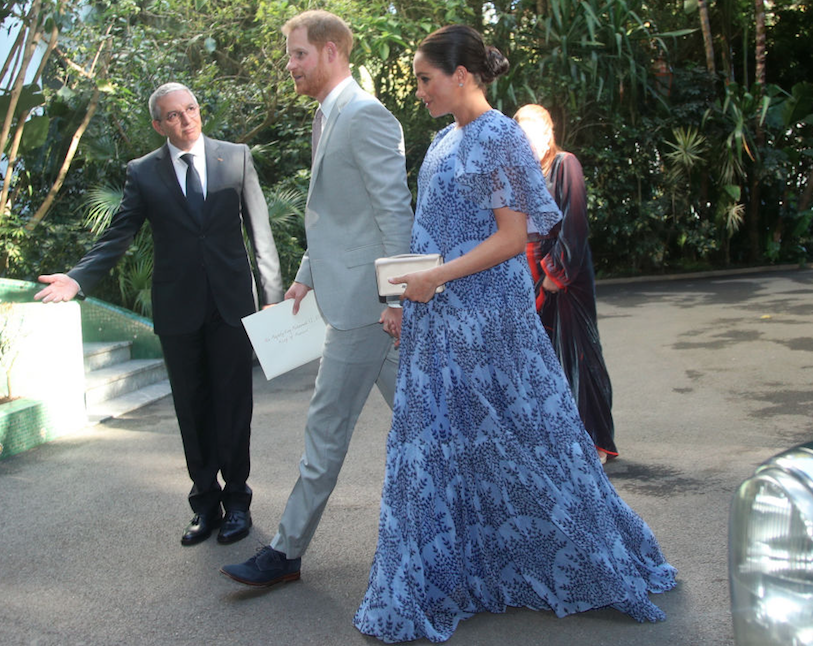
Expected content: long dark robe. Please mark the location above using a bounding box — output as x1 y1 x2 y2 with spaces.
526 152 618 458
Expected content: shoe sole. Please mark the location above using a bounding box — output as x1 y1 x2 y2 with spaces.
219 568 301 587
216 527 251 544
181 530 213 546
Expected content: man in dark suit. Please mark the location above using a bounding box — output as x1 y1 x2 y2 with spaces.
35 82 283 547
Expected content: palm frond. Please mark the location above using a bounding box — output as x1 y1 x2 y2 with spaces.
266 187 306 228
82 184 124 236
723 202 745 236
118 244 154 317
249 142 280 166
81 134 119 163
664 127 707 170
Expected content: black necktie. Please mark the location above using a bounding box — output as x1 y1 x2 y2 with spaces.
311 108 323 165
181 153 204 221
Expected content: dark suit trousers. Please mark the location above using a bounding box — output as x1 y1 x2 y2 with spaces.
159 288 253 515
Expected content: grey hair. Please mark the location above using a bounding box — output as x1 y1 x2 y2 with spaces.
148 83 198 121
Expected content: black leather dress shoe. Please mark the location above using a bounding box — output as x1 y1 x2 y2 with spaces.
181 511 223 546
217 510 252 544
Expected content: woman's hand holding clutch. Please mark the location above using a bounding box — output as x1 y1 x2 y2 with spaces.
395 269 444 303
375 254 445 303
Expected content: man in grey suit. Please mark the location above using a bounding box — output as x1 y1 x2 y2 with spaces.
35 83 283 546
221 10 413 586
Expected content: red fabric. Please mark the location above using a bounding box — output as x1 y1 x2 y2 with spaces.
525 242 545 311
527 152 618 457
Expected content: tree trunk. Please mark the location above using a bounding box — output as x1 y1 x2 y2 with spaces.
25 85 102 232
0 0 43 212
0 16 27 86
0 21 58 216
799 167 813 214
748 0 767 262
698 0 716 75
754 0 766 87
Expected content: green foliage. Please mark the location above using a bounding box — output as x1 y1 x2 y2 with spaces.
2 0 812 314
664 126 707 180
4 214 98 284
78 183 155 314
117 227 154 317
263 178 308 286
765 2 813 90
0 213 29 275
83 185 124 235
74 172 308 316
579 116 671 274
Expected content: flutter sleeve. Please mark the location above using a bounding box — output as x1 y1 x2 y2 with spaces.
541 152 590 289
453 113 562 234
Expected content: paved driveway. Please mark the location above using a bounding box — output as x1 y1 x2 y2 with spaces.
1 267 811 646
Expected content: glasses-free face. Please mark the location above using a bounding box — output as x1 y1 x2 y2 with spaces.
285 27 332 102
413 51 459 119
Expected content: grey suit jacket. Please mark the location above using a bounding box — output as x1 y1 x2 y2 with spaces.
69 136 283 335
295 80 413 330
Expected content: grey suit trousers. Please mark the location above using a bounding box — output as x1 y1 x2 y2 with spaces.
271 320 398 558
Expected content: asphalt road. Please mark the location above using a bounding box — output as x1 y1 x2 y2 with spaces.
1 267 811 646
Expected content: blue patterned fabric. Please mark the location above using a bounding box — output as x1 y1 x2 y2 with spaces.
354 111 676 643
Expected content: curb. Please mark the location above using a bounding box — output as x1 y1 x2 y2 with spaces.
596 263 811 286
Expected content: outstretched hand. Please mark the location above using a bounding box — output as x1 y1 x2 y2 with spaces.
34 274 81 303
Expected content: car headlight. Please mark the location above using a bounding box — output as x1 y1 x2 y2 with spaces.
729 442 813 646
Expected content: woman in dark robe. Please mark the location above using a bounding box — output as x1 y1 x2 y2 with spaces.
515 104 618 463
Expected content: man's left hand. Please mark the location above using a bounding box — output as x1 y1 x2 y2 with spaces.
380 307 403 347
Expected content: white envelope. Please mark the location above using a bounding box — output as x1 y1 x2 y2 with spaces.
241 291 326 381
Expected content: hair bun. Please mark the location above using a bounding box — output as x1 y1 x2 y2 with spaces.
483 45 510 84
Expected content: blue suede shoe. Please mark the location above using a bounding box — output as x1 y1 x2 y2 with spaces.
220 546 301 587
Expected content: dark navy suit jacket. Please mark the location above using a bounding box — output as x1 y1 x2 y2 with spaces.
70 136 283 335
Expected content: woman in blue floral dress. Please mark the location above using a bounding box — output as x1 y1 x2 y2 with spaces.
354 25 676 644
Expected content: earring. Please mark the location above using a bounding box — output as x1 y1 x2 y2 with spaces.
458 82 463 87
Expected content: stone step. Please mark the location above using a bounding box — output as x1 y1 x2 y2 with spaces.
84 358 168 407
85 379 172 425
83 341 132 374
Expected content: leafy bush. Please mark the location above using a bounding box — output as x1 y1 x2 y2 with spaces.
2 0 811 317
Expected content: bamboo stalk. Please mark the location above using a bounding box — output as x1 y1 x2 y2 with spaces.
0 21 58 215
25 84 102 232
0 0 43 205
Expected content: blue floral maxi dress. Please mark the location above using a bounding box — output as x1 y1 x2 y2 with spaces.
354 111 676 643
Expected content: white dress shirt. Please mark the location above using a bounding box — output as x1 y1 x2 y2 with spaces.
319 76 353 123
168 136 207 198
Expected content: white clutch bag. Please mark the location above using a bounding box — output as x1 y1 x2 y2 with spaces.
374 253 445 297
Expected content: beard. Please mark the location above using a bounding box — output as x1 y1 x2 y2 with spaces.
295 64 331 99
